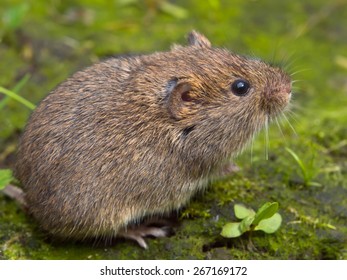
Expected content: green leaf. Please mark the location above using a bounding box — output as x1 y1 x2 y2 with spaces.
0 169 13 190
221 222 243 238
252 202 279 226
234 204 255 219
239 215 254 233
254 213 282 233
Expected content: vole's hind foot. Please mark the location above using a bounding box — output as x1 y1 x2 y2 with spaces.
118 225 171 249
1 184 27 209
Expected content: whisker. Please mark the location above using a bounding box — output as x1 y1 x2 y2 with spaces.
250 133 255 164
277 49 299 66
291 86 302 92
264 115 269 160
287 66 305 78
282 55 301 72
288 103 305 115
291 88 301 94
291 79 304 84
286 109 301 123
282 112 297 136
275 117 286 141
286 114 300 128
269 45 279 66
290 68 311 77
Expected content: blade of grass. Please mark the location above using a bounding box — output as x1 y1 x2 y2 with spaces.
285 147 307 182
0 85 35 110
12 74 31 93
0 74 31 110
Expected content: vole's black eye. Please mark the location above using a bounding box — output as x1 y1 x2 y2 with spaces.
231 79 250 96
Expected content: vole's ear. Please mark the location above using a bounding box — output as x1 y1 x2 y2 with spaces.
166 78 196 120
187 30 211 48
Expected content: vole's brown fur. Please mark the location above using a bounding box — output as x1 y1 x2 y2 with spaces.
14 31 291 247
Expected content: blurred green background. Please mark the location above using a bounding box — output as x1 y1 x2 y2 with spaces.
0 0 346 259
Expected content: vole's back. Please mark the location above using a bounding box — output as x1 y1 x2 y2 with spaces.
15 57 193 238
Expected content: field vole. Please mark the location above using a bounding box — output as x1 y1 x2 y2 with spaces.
14 31 291 248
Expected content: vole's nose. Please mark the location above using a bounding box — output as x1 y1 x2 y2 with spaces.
277 76 291 94
285 82 292 96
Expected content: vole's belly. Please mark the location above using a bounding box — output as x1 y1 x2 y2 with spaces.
28 175 209 239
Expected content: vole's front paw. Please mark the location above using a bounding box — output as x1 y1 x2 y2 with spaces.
118 225 172 249
213 162 240 179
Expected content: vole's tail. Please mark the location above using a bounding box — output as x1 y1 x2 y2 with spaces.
2 185 27 208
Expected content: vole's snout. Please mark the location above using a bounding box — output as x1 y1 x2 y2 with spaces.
260 77 292 117
276 70 292 96
281 81 292 98
282 80 292 97
279 82 292 104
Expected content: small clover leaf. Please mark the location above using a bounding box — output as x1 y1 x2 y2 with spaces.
221 222 243 238
253 202 279 226
234 204 255 219
254 213 282 233
221 201 282 239
239 215 254 233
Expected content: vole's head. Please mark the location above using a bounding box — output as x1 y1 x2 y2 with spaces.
161 31 292 163
166 31 291 122
129 31 291 169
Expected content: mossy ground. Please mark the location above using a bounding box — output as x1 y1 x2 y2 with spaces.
0 0 346 259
